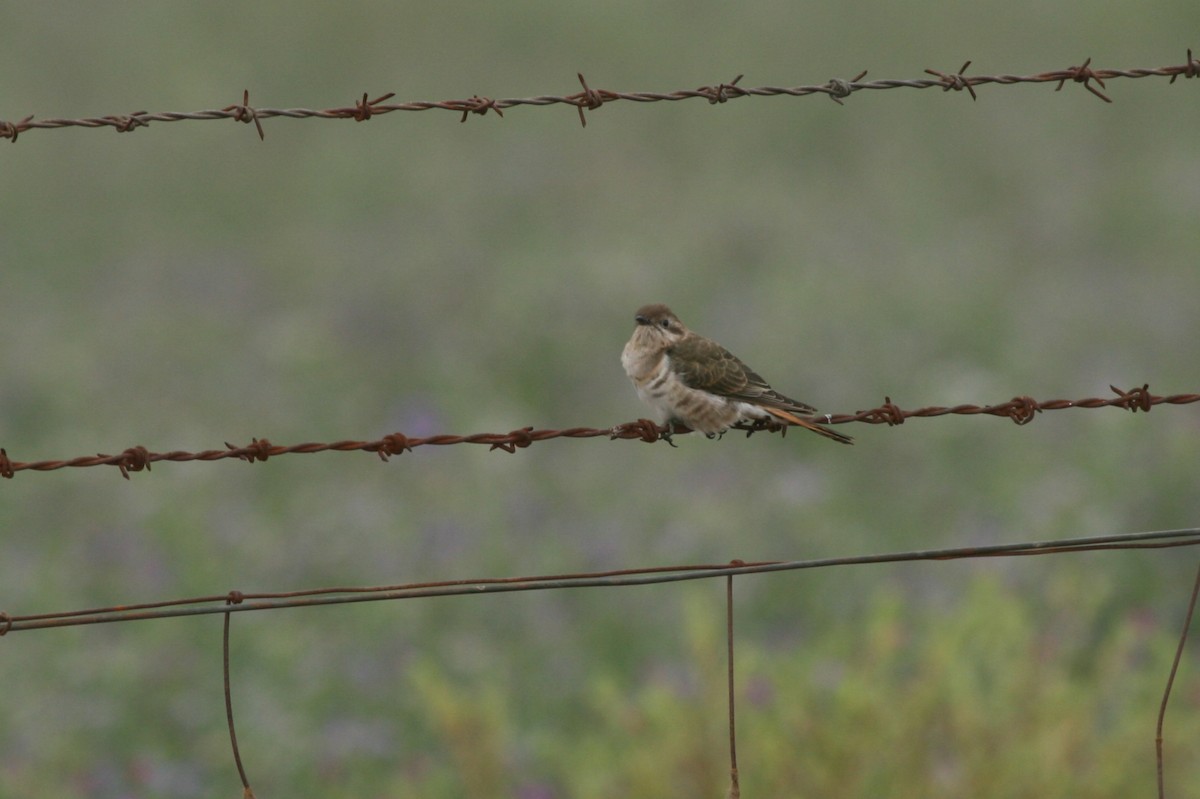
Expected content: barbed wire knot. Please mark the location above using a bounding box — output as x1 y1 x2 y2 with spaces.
107 112 149 133
223 89 266 140
377 432 414 461
612 418 664 445
226 590 245 605
113 446 152 479
573 72 608 128
866 396 906 426
700 74 744 104
1006 396 1041 425
226 438 273 463
352 92 396 122
0 114 34 143
825 70 868 105
0 448 13 479
457 95 503 123
1112 383 1153 413
0 612 11 636
490 427 534 453
925 61 977 100
1056 57 1113 103
1171 48 1199 84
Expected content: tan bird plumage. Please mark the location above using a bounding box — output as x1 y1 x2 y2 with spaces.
621 304 852 445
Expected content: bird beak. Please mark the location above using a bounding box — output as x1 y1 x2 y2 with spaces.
635 315 649 325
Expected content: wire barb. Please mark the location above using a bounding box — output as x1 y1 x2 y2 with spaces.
925 61 978 100
700 74 745 104
1170 48 1198 83
376 432 414 461
1006 395 1041 425
611 418 662 444
455 95 503 123
0 114 34 143
225 437 274 463
113 445 152 480
1056 57 1113 103
222 89 266 140
824 70 868 105
1111 383 1153 412
865 396 906 426
489 427 533 453
352 91 396 122
573 72 607 127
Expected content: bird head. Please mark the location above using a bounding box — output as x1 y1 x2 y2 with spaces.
632 304 688 346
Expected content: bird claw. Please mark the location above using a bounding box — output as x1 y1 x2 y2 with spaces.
662 421 699 447
743 418 786 438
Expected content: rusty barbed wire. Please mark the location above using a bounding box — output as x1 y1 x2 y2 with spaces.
0 384 1196 479
2 51 1197 142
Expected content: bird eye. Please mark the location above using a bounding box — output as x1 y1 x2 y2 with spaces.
660 319 670 329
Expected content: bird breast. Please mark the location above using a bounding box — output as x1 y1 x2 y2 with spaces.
621 332 663 381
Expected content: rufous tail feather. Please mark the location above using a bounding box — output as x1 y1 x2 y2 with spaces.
762 407 854 445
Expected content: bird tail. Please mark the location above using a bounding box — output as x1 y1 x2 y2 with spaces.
762 407 854 445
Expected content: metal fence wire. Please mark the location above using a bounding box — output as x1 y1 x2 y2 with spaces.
1 531 1198 799
1 52 1196 142
0 383 1195 478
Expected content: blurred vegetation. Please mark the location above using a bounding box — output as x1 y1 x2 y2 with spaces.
3 581 1197 797
2 0 1199 796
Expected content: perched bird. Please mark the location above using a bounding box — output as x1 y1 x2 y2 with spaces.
621 304 852 445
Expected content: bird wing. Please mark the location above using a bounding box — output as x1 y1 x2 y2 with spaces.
669 335 818 415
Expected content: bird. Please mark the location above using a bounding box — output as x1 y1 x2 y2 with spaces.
621 304 852 445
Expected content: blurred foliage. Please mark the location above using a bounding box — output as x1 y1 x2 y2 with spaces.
2 0 1200 795
6 582 1196 796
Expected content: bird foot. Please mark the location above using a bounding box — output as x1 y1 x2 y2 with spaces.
661 421 700 447
743 418 787 438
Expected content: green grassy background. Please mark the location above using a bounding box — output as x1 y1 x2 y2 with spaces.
3 2 1200 796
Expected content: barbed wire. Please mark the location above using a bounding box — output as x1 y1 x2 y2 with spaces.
0 384 1195 479
2 51 1196 143
2 528 1198 796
